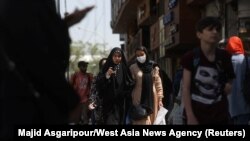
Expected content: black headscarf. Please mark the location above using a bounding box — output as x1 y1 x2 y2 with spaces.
135 46 154 115
102 47 134 90
101 47 134 124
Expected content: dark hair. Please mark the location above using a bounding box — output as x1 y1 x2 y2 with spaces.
135 46 148 54
78 61 88 68
135 46 150 60
196 16 222 33
99 58 107 71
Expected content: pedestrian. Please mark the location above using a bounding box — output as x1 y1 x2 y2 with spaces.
226 36 250 124
88 58 107 124
129 46 163 125
96 47 134 125
70 60 93 125
181 17 235 124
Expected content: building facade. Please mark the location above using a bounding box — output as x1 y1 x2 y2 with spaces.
111 0 250 79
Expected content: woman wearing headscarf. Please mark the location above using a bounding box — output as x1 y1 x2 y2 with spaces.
97 47 134 125
226 36 250 124
88 58 107 125
129 46 163 125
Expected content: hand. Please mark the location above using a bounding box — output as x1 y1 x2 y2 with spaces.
88 102 96 110
158 100 163 107
106 67 116 77
64 6 95 27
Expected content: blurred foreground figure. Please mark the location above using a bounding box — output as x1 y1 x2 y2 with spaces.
0 0 93 139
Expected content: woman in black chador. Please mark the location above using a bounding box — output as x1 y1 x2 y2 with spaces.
97 47 134 125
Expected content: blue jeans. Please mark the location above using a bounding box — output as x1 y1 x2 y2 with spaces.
233 114 250 125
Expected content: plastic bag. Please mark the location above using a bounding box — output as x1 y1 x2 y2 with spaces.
153 106 168 125
170 103 184 125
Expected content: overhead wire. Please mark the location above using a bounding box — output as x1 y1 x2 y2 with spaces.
85 0 105 44
94 0 97 44
77 0 91 42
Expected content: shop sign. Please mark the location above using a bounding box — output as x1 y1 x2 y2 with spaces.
169 0 178 9
163 11 173 26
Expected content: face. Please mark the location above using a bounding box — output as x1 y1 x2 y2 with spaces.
79 65 87 73
135 50 145 57
197 26 221 45
112 52 122 65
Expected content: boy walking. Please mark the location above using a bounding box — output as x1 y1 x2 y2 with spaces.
181 17 235 124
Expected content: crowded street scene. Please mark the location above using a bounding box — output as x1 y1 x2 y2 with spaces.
1 0 250 139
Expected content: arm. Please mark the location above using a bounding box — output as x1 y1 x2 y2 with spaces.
154 67 164 107
64 6 94 27
223 51 235 95
95 72 106 96
182 68 198 125
129 66 135 80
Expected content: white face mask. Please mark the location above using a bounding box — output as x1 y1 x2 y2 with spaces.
137 55 146 63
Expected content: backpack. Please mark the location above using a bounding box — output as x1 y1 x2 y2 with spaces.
172 47 227 98
172 48 201 99
243 55 250 105
169 48 228 124
168 48 201 124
